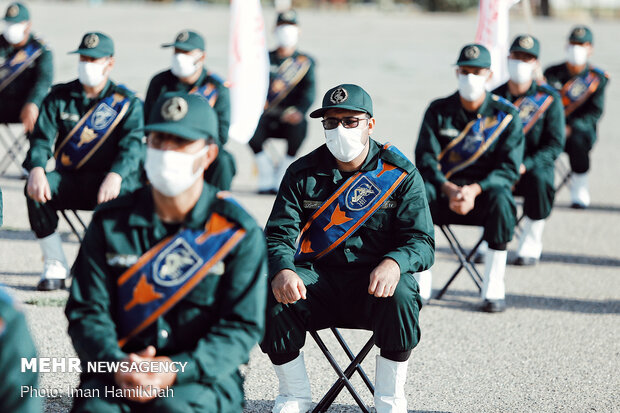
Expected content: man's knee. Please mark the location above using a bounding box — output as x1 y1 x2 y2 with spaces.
484 186 514 208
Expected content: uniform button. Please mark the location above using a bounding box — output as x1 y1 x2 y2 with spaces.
344 248 351 253
160 329 169 339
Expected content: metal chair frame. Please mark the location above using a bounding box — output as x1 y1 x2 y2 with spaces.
0 123 28 176
59 210 88 243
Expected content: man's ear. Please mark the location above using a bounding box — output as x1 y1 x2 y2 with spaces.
203 143 219 171
368 117 376 135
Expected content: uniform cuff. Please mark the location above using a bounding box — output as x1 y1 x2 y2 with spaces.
169 353 199 385
383 251 412 275
268 257 297 280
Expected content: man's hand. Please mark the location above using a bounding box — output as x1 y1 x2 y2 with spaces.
368 258 401 298
280 107 303 125
114 346 177 403
448 183 481 216
565 125 572 138
519 164 526 175
26 167 51 203
271 269 307 304
97 172 122 204
20 103 39 134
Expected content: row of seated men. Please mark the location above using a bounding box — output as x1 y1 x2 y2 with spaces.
0 4 609 413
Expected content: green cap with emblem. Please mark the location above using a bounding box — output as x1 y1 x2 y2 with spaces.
144 92 218 142
310 84 373 118
68 32 114 58
4 2 29 23
510 34 540 58
162 30 205 52
277 9 298 25
568 25 593 44
456 43 491 68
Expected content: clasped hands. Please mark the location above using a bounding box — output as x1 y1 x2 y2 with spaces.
441 181 481 216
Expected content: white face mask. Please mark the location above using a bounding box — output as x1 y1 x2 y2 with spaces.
78 61 108 87
171 53 200 78
275 25 299 48
566 44 588 66
3 22 27 45
507 58 534 84
457 73 488 102
145 146 208 197
324 125 367 163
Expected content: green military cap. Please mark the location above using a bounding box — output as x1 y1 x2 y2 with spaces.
162 30 205 52
310 84 373 118
68 32 114 58
4 2 28 23
568 25 593 44
144 92 218 142
456 43 491 68
277 9 298 25
510 34 540 58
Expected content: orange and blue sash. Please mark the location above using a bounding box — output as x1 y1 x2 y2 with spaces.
116 211 246 347
265 55 311 112
561 68 604 117
294 144 408 263
190 73 226 108
438 105 513 180
514 90 554 135
0 42 43 94
54 90 131 171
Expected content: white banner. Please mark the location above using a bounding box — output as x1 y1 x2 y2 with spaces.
475 0 520 90
227 0 269 143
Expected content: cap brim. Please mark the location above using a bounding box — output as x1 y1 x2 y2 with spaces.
161 42 200 52
509 47 538 58
4 16 27 23
68 49 111 58
142 123 209 141
455 61 491 69
309 104 371 118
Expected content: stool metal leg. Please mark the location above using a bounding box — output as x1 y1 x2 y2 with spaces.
311 330 374 413
60 210 86 243
331 328 374 394
0 128 27 175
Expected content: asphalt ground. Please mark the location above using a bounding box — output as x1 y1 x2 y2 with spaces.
0 2 618 412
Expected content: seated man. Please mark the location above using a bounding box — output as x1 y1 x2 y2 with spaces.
23 32 145 291
261 84 434 413
145 30 236 190
249 10 316 194
544 26 609 209
0 2 53 133
65 92 267 413
493 35 565 265
415 44 524 313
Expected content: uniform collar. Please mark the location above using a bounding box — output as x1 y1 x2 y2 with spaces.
502 80 538 100
190 67 208 87
69 78 113 99
453 91 493 120
316 138 381 183
128 183 216 230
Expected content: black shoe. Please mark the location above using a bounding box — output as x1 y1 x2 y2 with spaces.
480 299 506 313
257 189 278 195
36 278 66 291
512 256 539 266
570 202 587 210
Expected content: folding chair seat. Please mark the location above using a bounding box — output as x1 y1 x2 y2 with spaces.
309 327 375 412
0 123 28 177
434 224 483 300
59 209 88 243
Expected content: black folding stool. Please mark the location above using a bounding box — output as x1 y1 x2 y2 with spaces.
0 123 28 176
309 328 375 412
59 210 88 243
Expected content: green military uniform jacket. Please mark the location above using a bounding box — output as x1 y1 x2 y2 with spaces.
0 288 41 413
0 33 53 111
23 79 145 183
493 81 565 170
544 63 609 141
265 139 435 279
415 92 525 191
267 49 316 116
144 68 230 146
65 184 267 385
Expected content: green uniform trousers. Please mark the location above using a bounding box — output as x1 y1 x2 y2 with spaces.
513 165 555 220
204 148 236 191
565 130 595 174
71 371 244 413
248 114 308 157
25 171 142 239
425 183 516 248
260 264 421 355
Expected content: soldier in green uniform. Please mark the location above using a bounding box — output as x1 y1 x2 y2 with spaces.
249 10 316 194
0 287 41 413
415 44 524 313
23 32 145 291
492 35 565 265
0 2 53 133
544 26 609 209
65 92 267 413
261 84 434 413
145 30 236 190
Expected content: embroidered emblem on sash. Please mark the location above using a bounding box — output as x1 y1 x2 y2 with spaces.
153 238 203 287
345 176 380 211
